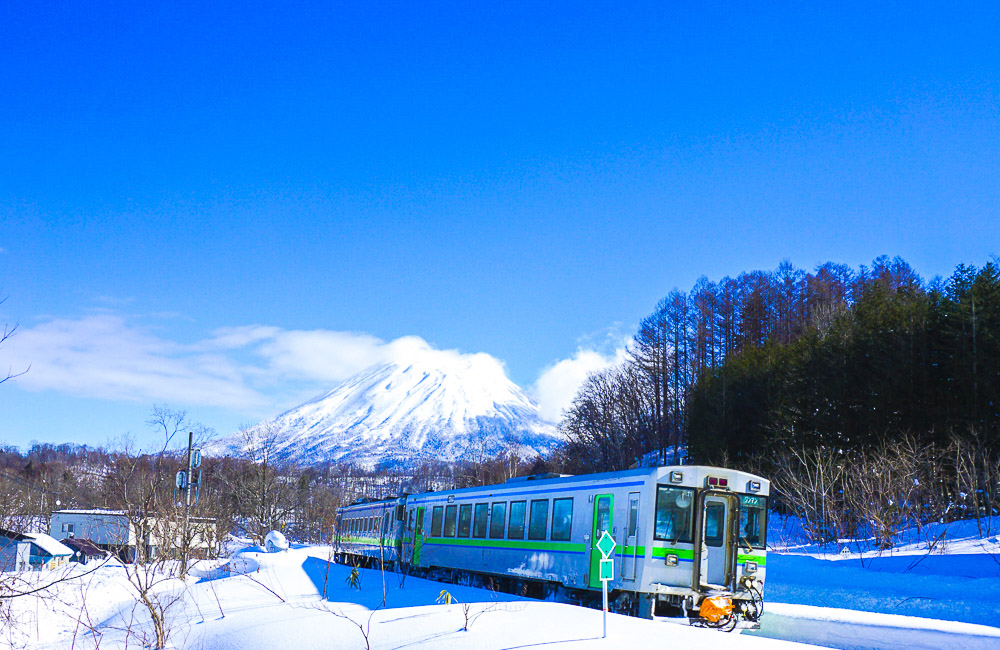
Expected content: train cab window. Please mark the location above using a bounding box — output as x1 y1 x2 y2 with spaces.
704 503 724 547
528 499 549 540
654 486 694 543
489 502 506 539
551 498 573 541
431 506 444 537
473 503 489 538
444 505 458 537
739 495 767 549
458 504 473 537
508 501 526 539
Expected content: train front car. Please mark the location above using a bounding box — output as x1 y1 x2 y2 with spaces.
639 466 768 630
398 464 767 630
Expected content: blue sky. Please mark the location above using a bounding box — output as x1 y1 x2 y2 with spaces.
1 2 998 450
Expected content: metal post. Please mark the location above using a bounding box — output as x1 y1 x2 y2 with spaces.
182 431 193 573
602 579 608 638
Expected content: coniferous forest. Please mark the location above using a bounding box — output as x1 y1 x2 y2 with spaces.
559 256 1000 541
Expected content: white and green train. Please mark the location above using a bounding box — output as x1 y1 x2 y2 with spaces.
335 465 768 629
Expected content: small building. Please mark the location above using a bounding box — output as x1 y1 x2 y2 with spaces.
60 537 108 564
49 509 133 559
49 509 217 562
0 528 73 571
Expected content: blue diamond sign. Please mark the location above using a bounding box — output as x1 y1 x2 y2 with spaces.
596 530 616 558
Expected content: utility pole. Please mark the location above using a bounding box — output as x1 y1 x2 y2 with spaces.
176 431 202 576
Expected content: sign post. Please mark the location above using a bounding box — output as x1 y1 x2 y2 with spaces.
596 530 616 638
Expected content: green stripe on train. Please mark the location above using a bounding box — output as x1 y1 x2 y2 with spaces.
651 547 694 560
737 554 766 566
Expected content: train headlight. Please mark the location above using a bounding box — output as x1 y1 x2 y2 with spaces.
665 554 679 567
669 471 683 484
744 561 758 574
747 480 761 492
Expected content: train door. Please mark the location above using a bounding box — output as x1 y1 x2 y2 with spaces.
700 495 732 588
623 492 640 580
412 507 425 566
589 493 614 589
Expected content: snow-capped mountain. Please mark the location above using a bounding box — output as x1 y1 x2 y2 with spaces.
205 353 563 469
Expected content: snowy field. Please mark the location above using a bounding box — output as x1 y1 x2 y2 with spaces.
4 519 1000 650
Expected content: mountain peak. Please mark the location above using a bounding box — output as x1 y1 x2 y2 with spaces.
205 356 562 469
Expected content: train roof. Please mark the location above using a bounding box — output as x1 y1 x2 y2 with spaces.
406 464 769 505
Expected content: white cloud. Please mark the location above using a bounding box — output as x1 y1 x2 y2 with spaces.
532 345 629 423
5 311 636 429
2 314 516 418
4 314 265 409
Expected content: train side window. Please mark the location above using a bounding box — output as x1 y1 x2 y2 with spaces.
444 505 458 537
458 504 473 537
704 503 724 547
508 501 526 539
489 502 506 539
551 498 573 541
528 499 549 540
408 509 414 532
473 503 489 538
739 495 767 549
431 506 444 537
654 485 694 543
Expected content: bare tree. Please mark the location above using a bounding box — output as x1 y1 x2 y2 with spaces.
225 422 299 544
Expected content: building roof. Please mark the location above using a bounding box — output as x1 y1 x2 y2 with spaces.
61 538 106 557
23 533 73 557
0 527 29 542
51 509 127 516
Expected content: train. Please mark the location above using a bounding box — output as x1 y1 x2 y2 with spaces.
334 464 768 629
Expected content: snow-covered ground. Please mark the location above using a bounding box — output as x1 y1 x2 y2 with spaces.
4 519 1000 650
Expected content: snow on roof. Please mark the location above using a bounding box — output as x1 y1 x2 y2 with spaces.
51 509 126 516
23 533 73 556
